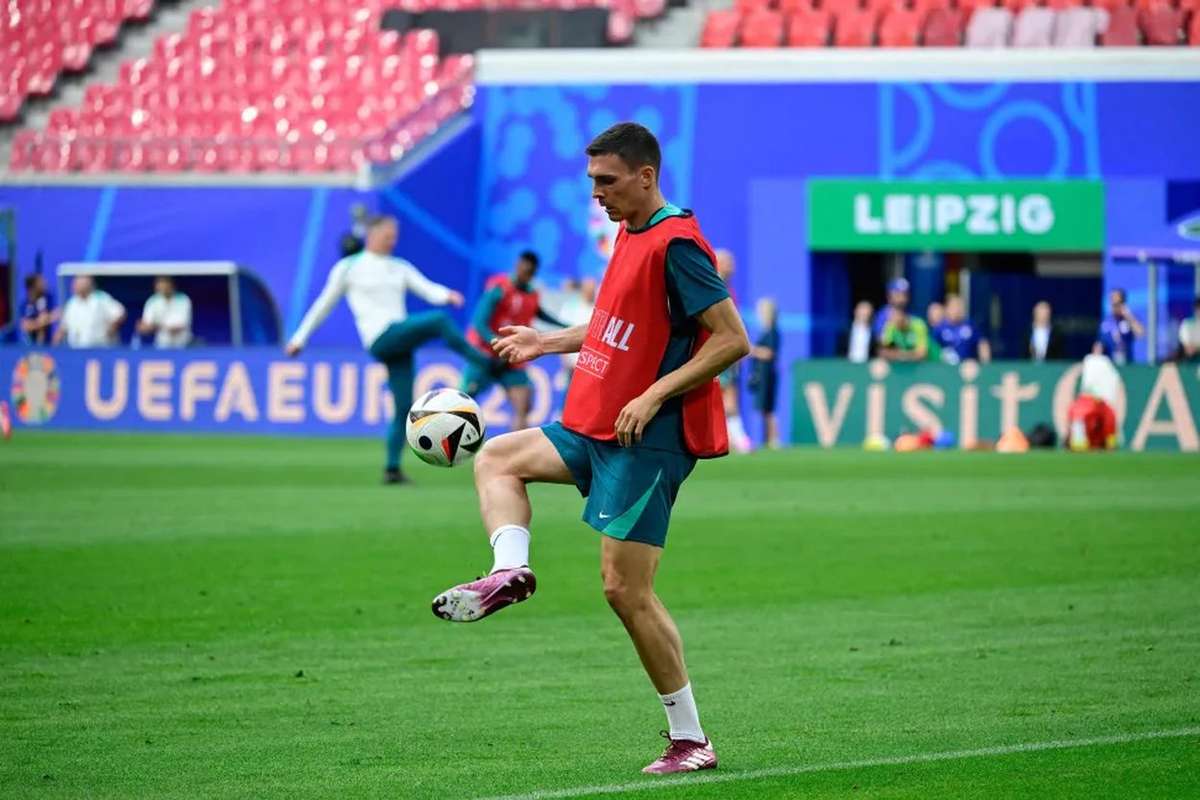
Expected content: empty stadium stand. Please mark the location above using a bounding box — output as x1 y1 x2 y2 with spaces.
701 0 1200 47
8 0 477 173
1 0 157 122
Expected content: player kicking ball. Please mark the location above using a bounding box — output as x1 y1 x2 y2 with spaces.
286 214 497 485
432 122 750 775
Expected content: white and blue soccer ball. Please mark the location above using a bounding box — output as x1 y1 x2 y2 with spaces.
406 388 485 467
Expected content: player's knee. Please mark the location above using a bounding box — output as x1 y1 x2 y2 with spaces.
601 571 649 618
473 438 504 481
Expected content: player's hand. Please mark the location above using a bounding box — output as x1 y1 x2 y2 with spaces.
492 325 543 363
615 390 664 447
285 342 303 357
446 290 465 308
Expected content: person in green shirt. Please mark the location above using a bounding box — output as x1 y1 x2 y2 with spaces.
879 309 934 362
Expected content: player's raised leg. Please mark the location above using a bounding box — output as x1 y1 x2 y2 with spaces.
600 537 717 774
431 427 575 622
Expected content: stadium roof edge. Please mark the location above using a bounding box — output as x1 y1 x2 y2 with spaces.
477 48 1200 85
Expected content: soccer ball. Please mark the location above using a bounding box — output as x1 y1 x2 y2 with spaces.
406 388 486 467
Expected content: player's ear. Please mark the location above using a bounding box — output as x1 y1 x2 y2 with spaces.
639 165 655 189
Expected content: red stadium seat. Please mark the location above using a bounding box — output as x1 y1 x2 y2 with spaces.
787 7 833 43
878 8 925 44
1139 6 1186 41
1100 4 1141 41
824 0 864 15
922 7 965 43
701 9 742 46
779 0 818 13
834 8 880 44
742 9 786 45
1192 11 1200 42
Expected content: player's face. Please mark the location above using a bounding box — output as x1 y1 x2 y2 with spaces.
1109 291 1124 314
515 258 536 285
946 297 963 321
368 219 398 252
588 154 651 223
72 276 93 297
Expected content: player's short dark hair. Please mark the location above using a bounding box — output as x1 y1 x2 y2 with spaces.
1111 287 1127 302
517 250 539 270
586 122 661 175
366 214 395 230
155 275 174 285
24 274 40 290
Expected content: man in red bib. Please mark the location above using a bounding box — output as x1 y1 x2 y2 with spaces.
461 250 566 430
432 123 750 775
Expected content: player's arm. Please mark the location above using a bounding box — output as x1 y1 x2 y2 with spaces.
285 261 349 356
402 261 463 308
615 298 749 446
470 286 503 341
493 324 586 362
535 305 569 329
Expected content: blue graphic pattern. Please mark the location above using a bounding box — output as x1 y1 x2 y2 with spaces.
473 85 692 288
878 82 1101 179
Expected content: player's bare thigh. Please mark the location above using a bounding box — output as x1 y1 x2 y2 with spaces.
474 426 574 485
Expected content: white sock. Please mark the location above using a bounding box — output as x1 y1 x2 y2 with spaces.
489 525 530 573
727 415 751 450
659 682 704 743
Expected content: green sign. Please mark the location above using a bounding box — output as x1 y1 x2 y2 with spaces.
808 180 1105 251
791 360 1200 452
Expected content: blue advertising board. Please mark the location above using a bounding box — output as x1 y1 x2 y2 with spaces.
2 346 566 437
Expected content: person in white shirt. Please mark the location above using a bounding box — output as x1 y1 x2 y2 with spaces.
137 276 192 349
53 275 126 348
847 300 873 363
1177 298 1200 362
285 215 496 484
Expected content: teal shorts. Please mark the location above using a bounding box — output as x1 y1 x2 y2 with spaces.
540 422 696 548
460 361 530 395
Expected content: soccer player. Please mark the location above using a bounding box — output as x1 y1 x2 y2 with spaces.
285 214 496 484
461 250 567 431
431 123 750 775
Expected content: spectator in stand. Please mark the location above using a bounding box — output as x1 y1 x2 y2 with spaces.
935 294 991 364
879 308 930 362
926 301 945 332
847 300 873 363
54 275 125 348
716 248 751 453
137 276 193 349
872 277 910 341
1177 298 1200 362
20 274 56 345
748 298 781 449
1094 288 1143 365
1029 300 1065 362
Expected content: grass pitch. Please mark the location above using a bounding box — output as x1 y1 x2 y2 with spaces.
1 433 1198 799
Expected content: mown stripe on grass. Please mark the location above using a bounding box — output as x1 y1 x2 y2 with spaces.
473 726 1200 800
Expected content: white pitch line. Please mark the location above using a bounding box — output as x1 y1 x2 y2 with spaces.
471 726 1200 800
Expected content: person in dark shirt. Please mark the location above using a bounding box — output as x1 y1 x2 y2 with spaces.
1029 300 1065 361
748 297 781 449
20 274 55 345
1094 288 1143 365
934 294 991 364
